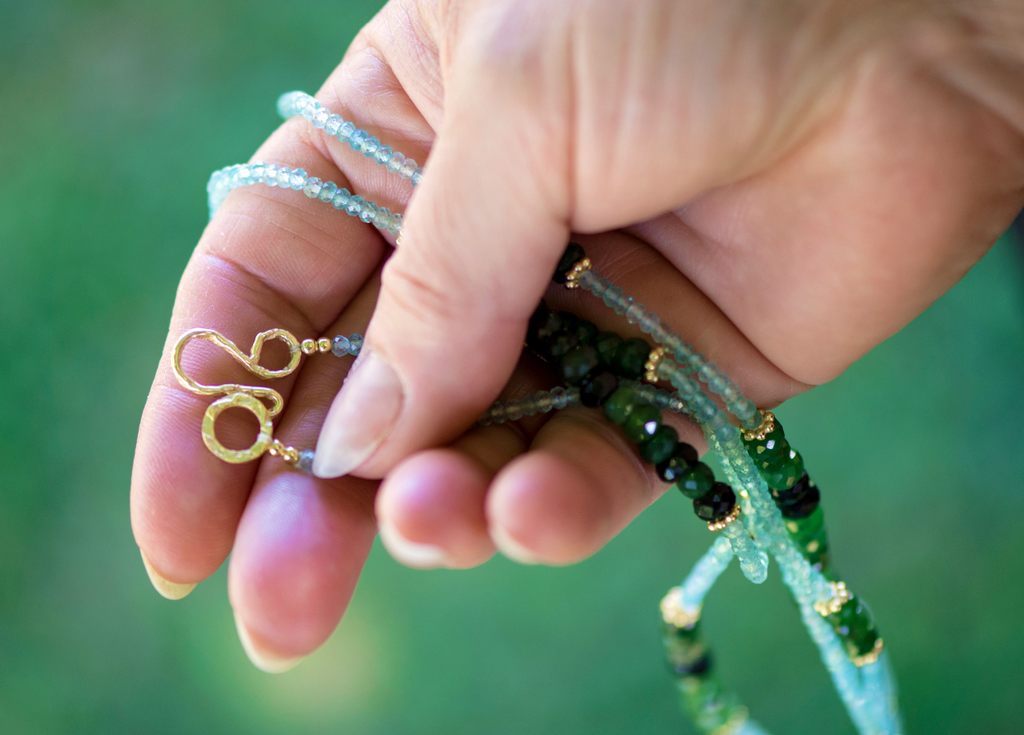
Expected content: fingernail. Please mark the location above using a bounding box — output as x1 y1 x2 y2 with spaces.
313 349 403 478
233 611 303 674
491 525 542 565
140 549 197 600
379 521 449 569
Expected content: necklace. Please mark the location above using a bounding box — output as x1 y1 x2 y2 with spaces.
183 90 903 735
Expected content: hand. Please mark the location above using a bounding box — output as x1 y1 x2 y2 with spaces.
131 0 1024 671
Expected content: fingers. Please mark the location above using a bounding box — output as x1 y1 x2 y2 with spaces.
311 3 577 479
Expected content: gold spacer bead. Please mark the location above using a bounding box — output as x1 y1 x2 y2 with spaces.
813 581 853 617
659 587 701 629
300 339 317 355
564 257 592 289
851 638 884 667
317 338 331 353
708 504 742 532
740 411 775 442
643 347 666 383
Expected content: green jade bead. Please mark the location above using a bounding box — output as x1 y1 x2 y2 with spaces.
675 462 715 499
640 424 679 464
560 345 600 385
595 332 624 365
603 386 637 425
573 320 599 345
827 596 880 659
755 437 793 472
742 419 786 459
612 337 651 379
622 402 661 443
786 506 825 545
763 449 804 491
547 330 579 360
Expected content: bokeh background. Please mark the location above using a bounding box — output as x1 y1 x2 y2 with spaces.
2 1 1024 733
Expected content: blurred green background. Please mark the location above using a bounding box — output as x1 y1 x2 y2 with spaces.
2 1 1023 733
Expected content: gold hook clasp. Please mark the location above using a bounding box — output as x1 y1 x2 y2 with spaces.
172 328 303 463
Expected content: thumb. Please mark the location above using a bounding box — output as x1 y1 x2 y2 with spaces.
312 21 574 479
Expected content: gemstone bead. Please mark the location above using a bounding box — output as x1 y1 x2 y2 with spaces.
386 151 405 173
595 332 624 365
359 201 378 223
612 338 651 379
313 106 330 128
400 158 418 178
338 121 356 141
560 345 600 385
639 424 679 464
331 335 351 356
303 177 323 198
527 305 562 353
348 334 364 355
325 114 343 136
579 370 618 408
573 320 599 345
827 597 880 659
779 479 819 519
546 330 579 361
657 443 699 483
318 180 338 203
675 462 715 499
622 403 661 443
556 311 580 334
743 419 786 460
603 386 637 425
553 242 586 284
375 145 393 164
346 195 364 217
349 129 368 151
361 136 380 157
289 168 307 190
332 188 351 210
693 482 737 522
763 449 804 491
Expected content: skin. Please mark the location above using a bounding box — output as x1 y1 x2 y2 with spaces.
130 0 1024 670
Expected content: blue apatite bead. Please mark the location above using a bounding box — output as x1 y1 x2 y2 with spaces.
373 207 391 229
332 188 351 210
411 167 424 186
361 136 380 158
386 151 405 173
346 195 364 217
238 165 251 184
318 180 338 203
325 114 343 136
348 334 364 355
338 121 356 142
349 129 368 151
301 100 318 121
263 164 279 186
359 201 378 223
250 163 265 181
375 145 393 165
399 158 418 179
313 106 330 129
289 168 307 190
303 177 323 198
331 335 351 356
276 91 299 119
387 212 403 235
276 166 291 188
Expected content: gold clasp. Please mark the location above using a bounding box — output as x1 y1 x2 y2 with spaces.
172 328 303 463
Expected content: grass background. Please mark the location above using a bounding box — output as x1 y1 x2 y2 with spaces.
1 1 1023 732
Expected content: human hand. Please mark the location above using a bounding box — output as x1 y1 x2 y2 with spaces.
131 0 1024 670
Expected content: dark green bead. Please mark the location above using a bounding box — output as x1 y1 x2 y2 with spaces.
828 597 879 658
756 438 793 472
560 345 600 385
785 505 825 543
693 482 736 522
546 330 579 360
675 462 715 499
595 332 624 365
552 242 586 283
639 425 679 464
763 449 804 491
612 337 651 379
622 402 661 443
574 320 599 345
603 386 636 425
555 311 579 333
526 304 561 352
579 370 619 408
657 443 699 483
743 419 786 458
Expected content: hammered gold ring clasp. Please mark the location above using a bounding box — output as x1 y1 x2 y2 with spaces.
201 392 275 463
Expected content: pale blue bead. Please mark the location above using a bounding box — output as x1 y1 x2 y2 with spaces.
625 302 646 325
348 334 364 355
639 312 660 335
386 151 405 173
506 403 523 422
332 188 351 210
520 396 538 416
489 402 507 423
345 195 364 217
276 91 299 118
361 136 380 157
387 212 403 235
303 177 323 198
276 166 291 188
263 164 279 186
349 129 367 151
295 450 316 475
536 394 554 412
636 384 656 404
359 201 378 223
238 165 251 184
318 180 338 203
331 335 350 356
337 121 356 142
289 168 307 190
551 386 569 409
411 167 424 186
373 207 391 229
399 158 418 179
250 163 265 181
313 106 330 129
374 145 393 165
325 114 343 136
690 354 706 372
301 101 318 121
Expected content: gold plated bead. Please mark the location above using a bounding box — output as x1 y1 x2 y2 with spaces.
708 504 742 532
813 581 854 617
659 587 701 629
317 338 331 353
741 411 775 442
301 339 317 355
643 346 666 383
851 638 885 667
564 257 592 289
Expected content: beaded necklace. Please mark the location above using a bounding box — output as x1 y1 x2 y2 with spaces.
184 91 903 735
